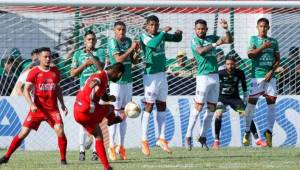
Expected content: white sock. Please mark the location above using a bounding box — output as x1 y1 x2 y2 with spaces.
79 125 86 152
141 111 150 141
244 103 256 132
186 108 199 138
267 104 276 132
157 111 166 139
92 137 96 152
199 110 213 137
109 124 117 147
119 119 127 146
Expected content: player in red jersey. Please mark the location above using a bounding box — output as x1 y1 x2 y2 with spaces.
73 63 125 170
0 47 68 165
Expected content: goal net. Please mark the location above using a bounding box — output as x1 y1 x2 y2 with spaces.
0 1 299 150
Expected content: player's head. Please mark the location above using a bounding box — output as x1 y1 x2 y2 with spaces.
225 56 236 73
31 48 40 66
114 21 126 40
194 19 208 38
84 30 97 51
256 18 269 37
107 62 125 82
37 47 51 68
145 15 159 35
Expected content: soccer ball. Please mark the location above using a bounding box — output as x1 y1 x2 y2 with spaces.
124 101 141 118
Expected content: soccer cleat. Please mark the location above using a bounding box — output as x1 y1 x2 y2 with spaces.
264 129 273 147
141 140 150 156
79 151 85 161
91 152 98 161
255 139 268 147
107 116 123 126
198 136 209 151
104 167 113 170
185 137 192 151
0 156 9 164
243 131 250 146
108 146 117 161
212 139 220 149
156 138 172 154
60 159 67 165
116 145 127 160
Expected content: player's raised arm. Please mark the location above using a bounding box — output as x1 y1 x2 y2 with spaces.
165 29 183 42
113 41 138 63
217 19 233 44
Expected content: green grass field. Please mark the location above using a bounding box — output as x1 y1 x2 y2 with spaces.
0 147 300 170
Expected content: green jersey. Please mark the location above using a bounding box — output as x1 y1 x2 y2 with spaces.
108 37 133 84
191 34 219 75
248 36 279 78
140 31 182 74
71 48 106 86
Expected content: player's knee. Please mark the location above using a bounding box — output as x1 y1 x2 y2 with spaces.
54 124 65 136
18 127 31 139
195 103 204 112
144 102 154 112
207 103 216 112
156 101 166 111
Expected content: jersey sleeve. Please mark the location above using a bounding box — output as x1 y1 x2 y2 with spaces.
140 32 166 48
108 39 120 56
26 68 37 84
165 32 182 42
71 51 79 68
213 35 220 43
96 48 106 63
274 39 279 53
191 37 202 50
248 36 256 51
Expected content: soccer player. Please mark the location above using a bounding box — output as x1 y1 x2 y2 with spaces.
0 47 68 165
70 30 104 161
244 18 280 147
107 21 139 161
73 63 125 170
139 15 182 156
212 56 267 149
185 19 233 150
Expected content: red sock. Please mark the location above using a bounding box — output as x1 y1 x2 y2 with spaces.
58 135 67 161
5 135 23 159
95 139 110 169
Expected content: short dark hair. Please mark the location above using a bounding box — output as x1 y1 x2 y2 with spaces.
84 30 96 37
109 62 125 74
146 15 159 24
31 48 40 56
195 19 207 26
114 21 126 28
38 47 51 54
257 18 269 25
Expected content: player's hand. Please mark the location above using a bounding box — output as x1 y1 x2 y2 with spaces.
264 71 273 82
216 38 225 46
109 95 116 102
175 29 183 35
61 105 68 116
219 19 228 30
30 104 38 112
84 58 93 67
163 26 172 32
262 41 272 49
131 41 140 51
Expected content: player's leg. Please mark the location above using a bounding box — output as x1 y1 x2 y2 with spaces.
78 125 87 161
0 127 31 164
92 125 112 170
53 124 68 164
198 74 219 150
264 78 278 147
212 102 225 149
185 75 207 150
141 74 157 156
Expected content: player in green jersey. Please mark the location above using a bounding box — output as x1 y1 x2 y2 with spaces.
244 18 280 147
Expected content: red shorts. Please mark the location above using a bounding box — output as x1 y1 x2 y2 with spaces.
74 104 112 134
23 108 63 130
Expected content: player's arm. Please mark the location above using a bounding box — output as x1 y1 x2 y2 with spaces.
89 52 104 71
247 37 272 59
165 29 183 42
217 19 233 44
141 26 172 48
113 41 138 63
24 83 37 112
264 41 280 82
16 82 24 96
56 84 68 115
70 52 93 77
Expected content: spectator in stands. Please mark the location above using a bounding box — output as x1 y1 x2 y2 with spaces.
0 48 22 96
167 50 193 77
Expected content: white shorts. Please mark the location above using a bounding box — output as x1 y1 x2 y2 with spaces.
143 72 168 103
195 74 220 104
249 78 277 98
109 82 133 110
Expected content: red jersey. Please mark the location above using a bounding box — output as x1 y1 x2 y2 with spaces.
75 71 109 113
26 66 60 111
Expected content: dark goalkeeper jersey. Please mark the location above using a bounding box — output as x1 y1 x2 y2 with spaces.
219 68 247 98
